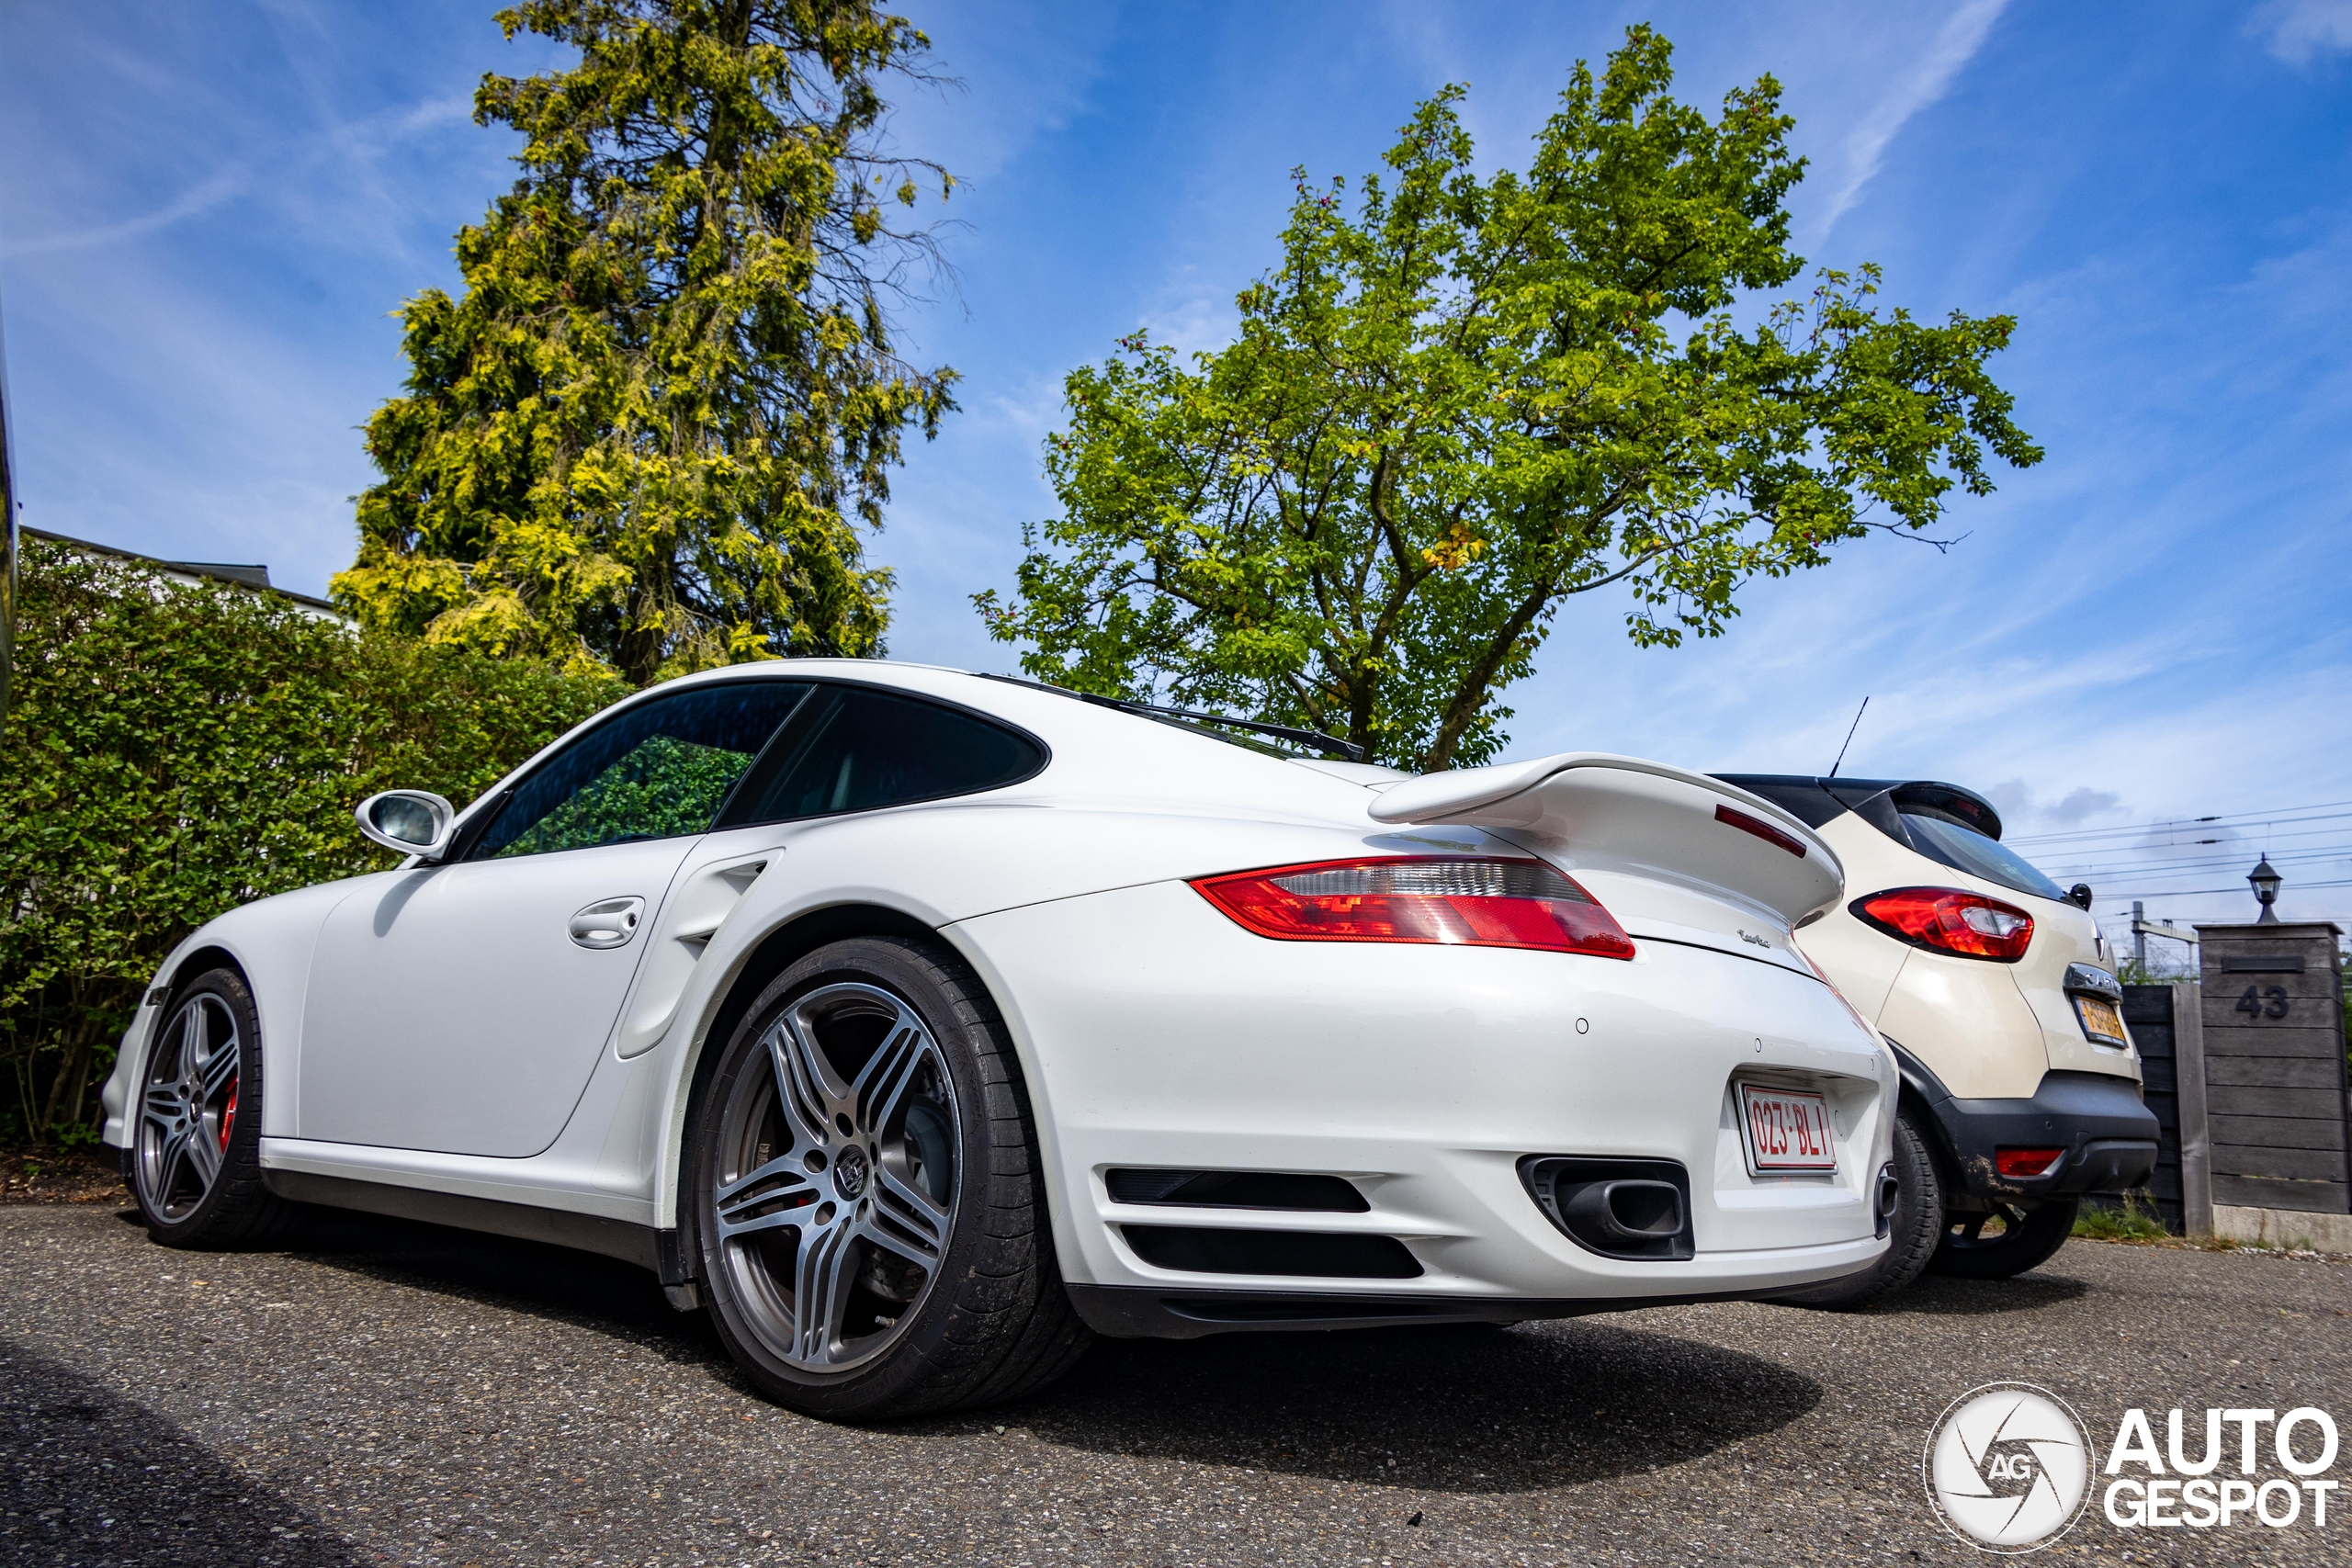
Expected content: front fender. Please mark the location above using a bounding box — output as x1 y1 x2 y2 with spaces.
99 874 393 1148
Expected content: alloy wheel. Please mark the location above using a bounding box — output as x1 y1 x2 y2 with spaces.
137 992 242 1223
1945 1204 2022 1247
709 982 961 1373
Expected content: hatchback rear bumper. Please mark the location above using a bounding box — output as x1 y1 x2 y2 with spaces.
1891 1043 2158 1201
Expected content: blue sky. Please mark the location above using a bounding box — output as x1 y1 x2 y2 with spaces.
4 0 2349 940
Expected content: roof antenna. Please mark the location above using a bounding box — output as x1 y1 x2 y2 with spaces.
1829 695 1870 779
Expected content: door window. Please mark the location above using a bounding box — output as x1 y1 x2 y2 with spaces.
715 685 1044 828
472 682 811 859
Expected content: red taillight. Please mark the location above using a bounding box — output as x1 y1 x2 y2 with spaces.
1852 886 2034 962
1192 856 1636 960
1996 1146 2066 1178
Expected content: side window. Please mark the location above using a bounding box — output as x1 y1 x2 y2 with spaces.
471 682 812 860
715 685 1044 829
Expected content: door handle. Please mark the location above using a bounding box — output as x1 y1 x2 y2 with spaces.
568 897 645 950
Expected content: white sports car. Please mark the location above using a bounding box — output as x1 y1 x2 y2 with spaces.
102 661 1897 1418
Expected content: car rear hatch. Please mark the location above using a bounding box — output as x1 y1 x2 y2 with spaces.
1714 773 2136 1074
1368 753 1843 976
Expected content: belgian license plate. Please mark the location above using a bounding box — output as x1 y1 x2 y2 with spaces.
1738 1083 1838 1174
2075 994 2127 1045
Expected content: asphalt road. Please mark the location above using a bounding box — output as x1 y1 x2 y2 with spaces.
4 1204 2346 1567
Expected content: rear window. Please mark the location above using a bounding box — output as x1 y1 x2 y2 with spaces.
1899 811 2066 903
714 685 1045 827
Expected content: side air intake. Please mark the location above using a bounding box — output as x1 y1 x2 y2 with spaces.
1105 1169 1368 1212
1120 1225 1422 1279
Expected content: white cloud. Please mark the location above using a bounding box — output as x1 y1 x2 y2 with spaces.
2251 0 2352 64
1139 286 1241 360
0 168 248 259
1982 780 2127 833
1815 0 2008 239
880 0 1116 183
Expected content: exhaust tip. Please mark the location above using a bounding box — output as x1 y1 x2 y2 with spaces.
1519 1157 1695 1261
1565 1179 1685 1242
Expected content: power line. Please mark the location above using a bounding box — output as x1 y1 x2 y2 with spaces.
2050 835 2352 863
2047 846 2352 879
2038 825 2352 856
2087 876 2352 898
2049 853 2352 878
2013 808 2352 846
2009 804 2352 847
2045 849 2352 877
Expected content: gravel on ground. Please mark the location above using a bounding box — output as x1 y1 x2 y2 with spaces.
3 1202 2346 1566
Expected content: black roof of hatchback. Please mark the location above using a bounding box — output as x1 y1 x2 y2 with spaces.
1711 774 2006 841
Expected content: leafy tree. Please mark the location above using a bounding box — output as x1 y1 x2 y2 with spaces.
977 27 2041 770
0 539 622 1144
335 0 957 682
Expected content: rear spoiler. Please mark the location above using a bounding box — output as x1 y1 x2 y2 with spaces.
1368 752 1843 928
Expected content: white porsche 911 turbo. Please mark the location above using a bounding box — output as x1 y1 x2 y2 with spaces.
102 660 1898 1418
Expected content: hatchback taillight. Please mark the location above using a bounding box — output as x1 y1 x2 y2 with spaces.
1853 886 2034 962
1193 856 1636 959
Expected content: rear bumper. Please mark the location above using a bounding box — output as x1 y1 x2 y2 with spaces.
951 880 1900 1325
1892 1043 2158 1200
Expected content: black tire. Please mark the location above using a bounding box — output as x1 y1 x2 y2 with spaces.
132 967 301 1249
1778 1105 1943 1309
688 936 1091 1420
1927 1196 2078 1280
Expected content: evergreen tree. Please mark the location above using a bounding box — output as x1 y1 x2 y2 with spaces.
336 0 956 682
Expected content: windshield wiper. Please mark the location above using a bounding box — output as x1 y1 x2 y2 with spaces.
976 674 1365 762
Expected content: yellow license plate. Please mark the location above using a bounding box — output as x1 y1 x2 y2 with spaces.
2075 994 2126 1045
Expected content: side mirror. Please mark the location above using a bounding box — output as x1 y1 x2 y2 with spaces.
355 790 457 860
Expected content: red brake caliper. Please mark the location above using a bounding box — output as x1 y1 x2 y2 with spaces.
218 1079 238 1154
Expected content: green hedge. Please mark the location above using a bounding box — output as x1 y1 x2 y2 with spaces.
0 538 625 1145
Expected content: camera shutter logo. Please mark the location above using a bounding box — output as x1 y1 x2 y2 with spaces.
1924 1383 2092 1552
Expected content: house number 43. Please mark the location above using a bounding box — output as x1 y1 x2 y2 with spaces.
2235 985 2290 1020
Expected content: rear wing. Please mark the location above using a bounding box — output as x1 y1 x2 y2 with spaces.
1368 752 1843 928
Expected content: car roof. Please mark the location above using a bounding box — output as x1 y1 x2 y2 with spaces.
451 658 1376 833
1709 773 2006 841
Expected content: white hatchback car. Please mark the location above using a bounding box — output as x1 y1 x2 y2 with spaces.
104 662 1896 1417
1713 775 2159 1306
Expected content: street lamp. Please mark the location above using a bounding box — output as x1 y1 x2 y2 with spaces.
2248 856 2282 924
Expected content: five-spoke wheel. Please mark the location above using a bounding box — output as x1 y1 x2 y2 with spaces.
691 937 1091 1419
137 990 243 1223
711 980 960 1372
131 967 297 1248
